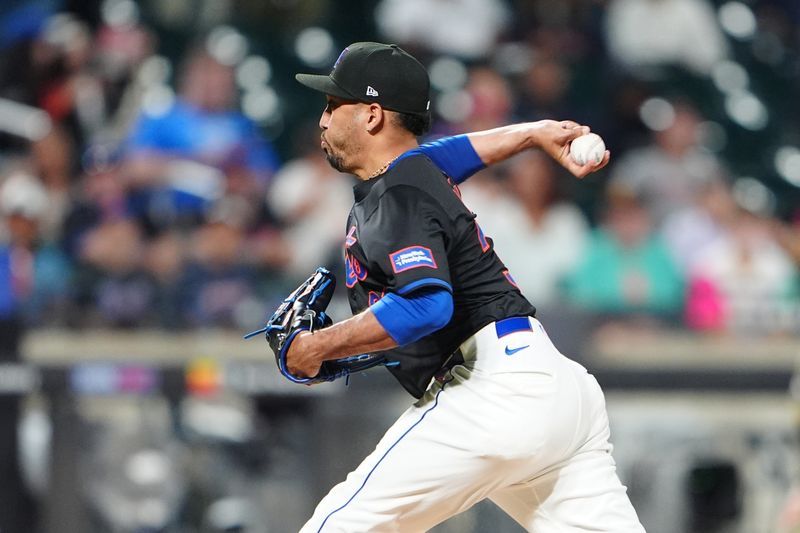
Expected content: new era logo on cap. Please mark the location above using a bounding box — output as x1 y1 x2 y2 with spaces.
366 86 379 97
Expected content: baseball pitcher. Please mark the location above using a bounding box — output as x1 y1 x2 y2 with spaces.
252 42 645 533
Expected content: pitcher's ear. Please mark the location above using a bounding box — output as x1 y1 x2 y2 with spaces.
364 103 385 134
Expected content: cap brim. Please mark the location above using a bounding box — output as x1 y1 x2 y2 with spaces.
295 73 358 101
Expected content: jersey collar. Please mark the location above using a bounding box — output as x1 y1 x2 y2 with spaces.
352 147 423 202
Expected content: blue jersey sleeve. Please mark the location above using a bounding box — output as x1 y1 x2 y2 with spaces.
371 288 454 346
418 134 485 184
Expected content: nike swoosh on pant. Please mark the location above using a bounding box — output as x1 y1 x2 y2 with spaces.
505 345 529 356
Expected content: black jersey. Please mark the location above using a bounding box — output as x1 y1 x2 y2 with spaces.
344 152 536 397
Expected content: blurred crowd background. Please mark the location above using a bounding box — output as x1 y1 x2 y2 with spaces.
0 0 798 336
0 0 799 532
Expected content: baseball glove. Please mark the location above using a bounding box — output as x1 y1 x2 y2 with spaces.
245 267 391 385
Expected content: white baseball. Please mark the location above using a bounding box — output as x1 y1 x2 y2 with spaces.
569 133 606 166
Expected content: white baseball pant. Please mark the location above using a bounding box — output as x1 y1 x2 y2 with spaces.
300 316 646 532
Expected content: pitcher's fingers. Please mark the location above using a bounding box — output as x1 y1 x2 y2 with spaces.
570 150 611 178
561 121 590 136
595 150 611 170
564 126 591 142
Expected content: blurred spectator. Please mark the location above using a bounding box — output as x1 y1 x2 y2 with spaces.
0 171 71 324
123 47 280 232
0 11 104 156
63 146 159 327
75 217 156 327
267 125 352 279
602 77 654 155
144 229 186 327
180 217 256 328
516 53 573 121
563 184 684 316
30 126 75 239
62 144 131 266
609 101 727 227
455 66 515 132
604 0 729 77
510 24 612 142
661 178 738 273
685 208 799 334
482 151 589 305
375 0 510 60
91 3 156 136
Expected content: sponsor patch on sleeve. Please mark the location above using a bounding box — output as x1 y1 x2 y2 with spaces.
389 246 437 274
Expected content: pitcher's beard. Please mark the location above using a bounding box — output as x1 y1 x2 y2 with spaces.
325 151 346 173
322 131 357 174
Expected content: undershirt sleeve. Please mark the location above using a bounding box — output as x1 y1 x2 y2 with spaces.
418 134 485 184
371 288 454 346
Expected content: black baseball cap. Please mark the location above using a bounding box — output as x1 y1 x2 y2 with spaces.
296 42 430 116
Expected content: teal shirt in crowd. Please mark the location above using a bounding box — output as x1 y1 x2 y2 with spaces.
563 229 684 315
